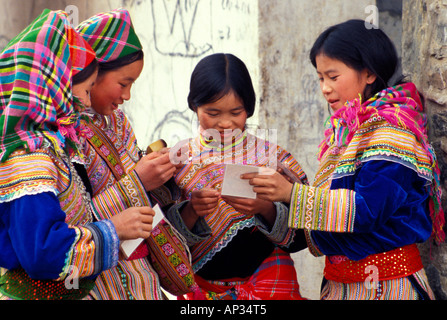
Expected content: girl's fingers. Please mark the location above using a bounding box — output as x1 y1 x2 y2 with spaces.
201 191 221 198
240 172 258 180
252 186 269 194
195 201 218 209
248 177 270 187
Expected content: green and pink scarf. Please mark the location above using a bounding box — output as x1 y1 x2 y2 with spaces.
0 9 96 162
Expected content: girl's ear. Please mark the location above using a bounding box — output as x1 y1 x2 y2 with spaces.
366 70 377 85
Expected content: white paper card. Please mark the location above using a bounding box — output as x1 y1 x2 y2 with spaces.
120 204 163 259
152 203 164 227
221 164 260 199
120 238 143 259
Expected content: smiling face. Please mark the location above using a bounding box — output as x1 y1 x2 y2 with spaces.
316 54 376 112
90 59 143 115
196 91 247 141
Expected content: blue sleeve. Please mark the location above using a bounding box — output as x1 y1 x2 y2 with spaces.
2 192 77 279
1 192 119 279
350 161 432 234
312 161 432 260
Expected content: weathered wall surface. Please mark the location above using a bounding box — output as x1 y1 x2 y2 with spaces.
402 0 447 300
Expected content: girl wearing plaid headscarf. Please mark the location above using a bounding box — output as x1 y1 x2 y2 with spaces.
0 9 154 300
76 8 182 300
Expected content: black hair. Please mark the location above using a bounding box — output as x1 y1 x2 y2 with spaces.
98 50 144 75
187 53 256 118
72 58 98 85
310 19 401 100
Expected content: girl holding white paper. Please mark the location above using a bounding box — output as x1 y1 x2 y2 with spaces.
166 53 309 300
244 20 441 300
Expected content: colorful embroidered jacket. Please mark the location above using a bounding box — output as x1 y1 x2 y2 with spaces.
288 83 444 262
0 145 119 299
166 130 308 280
76 8 180 300
0 9 118 300
80 109 179 300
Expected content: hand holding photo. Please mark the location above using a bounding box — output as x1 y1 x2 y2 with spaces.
221 164 260 199
120 204 164 259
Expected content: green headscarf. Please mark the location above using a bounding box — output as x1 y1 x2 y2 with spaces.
76 8 142 63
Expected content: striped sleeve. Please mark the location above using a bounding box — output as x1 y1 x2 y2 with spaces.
288 183 356 233
91 170 151 220
58 220 119 280
276 147 308 185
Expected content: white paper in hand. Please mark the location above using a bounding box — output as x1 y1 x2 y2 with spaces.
152 203 164 227
221 164 260 199
120 204 163 259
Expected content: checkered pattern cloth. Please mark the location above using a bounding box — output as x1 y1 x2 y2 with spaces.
76 8 142 63
0 9 95 162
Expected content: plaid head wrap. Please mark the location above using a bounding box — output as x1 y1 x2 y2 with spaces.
68 27 96 77
76 8 142 63
0 9 96 162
